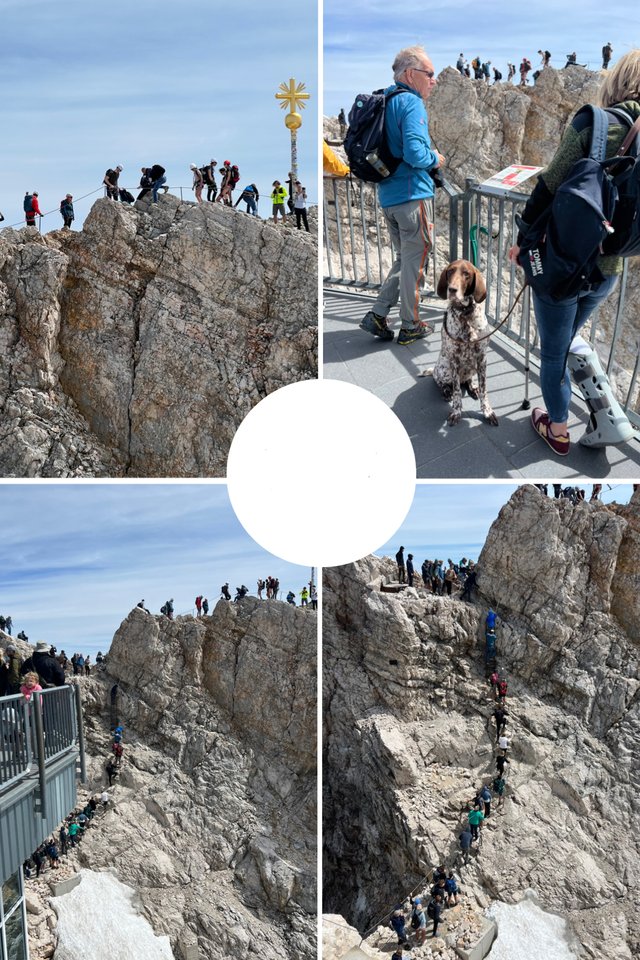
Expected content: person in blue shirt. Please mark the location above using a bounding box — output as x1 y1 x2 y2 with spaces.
360 45 445 346
486 608 497 630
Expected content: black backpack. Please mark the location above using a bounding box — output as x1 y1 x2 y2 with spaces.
23 194 34 213
344 87 406 182
426 899 436 919
517 105 640 300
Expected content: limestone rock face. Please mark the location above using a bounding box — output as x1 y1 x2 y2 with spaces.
323 486 640 960
72 598 316 959
0 197 317 477
427 66 602 188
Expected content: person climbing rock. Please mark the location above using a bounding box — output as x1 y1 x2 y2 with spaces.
414 901 427 944
459 826 473 864
498 733 510 755
390 904 408 944
106 758 117 786
485 627 497 663
202 598 209 615
480 783 492 817
221 583 231 600
428 895 442 937
445 871 459 906
468 805 485 841
496 754 510 777
486 607 497 631
195 595 203 616
24 191 43 228
396 546 406 583
493 775 506 807
493 706 508 741
461 567 477 602
497 677 508 704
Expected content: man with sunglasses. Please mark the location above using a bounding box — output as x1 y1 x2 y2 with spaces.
360 45 445 346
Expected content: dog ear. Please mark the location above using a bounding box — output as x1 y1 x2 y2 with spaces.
437 267 449 299
472 267 487 303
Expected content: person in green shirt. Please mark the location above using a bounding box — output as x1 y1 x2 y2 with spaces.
468 806 485 841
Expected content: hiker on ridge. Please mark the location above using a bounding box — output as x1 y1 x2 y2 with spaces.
235 183 259 215
190 164 204 203
358 45 444 346
103 165 123 200
59 194 74 229
24 192 43 228
396 546 406 583
271 180 288 223
406 553 414 587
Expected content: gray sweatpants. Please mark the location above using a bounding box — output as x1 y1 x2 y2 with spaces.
372 197 433 330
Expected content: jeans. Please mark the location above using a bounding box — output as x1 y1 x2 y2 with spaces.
152 175 167 202
246 198 257 215
531 274 618 422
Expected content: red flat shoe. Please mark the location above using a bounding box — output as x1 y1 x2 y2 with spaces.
531 408 570 456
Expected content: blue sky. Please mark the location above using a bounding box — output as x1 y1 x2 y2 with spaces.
0 483 313 657
0 0 318 230
375 482 636 565
324 0 638 115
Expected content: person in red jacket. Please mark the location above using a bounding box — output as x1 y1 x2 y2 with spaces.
25 192 43 227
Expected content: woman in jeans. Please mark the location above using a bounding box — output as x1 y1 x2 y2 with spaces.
508 50 640 455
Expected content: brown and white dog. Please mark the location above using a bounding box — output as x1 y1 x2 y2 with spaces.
432 259 498 426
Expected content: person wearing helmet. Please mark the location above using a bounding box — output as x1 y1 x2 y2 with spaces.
103 165 123 200
190 164 204 203
203 159 218 202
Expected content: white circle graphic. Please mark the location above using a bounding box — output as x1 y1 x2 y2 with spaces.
227 380 416 567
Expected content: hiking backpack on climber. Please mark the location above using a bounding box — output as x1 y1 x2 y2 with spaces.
343 87 406 182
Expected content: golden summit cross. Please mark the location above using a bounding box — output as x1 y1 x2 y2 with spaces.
275 78 309 113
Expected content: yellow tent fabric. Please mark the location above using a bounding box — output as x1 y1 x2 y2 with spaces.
323 141 350 177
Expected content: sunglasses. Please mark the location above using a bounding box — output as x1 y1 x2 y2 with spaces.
413 67 435 79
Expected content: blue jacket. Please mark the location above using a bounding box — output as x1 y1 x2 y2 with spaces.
377 83 439 209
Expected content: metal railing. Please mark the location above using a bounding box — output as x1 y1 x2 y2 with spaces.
323 174 640 427
0 686 80 794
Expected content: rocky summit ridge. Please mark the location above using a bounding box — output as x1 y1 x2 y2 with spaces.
0 196 317 477
25 597 316 960
323 486 640 960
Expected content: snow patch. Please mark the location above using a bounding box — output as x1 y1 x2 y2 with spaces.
51 869 175 960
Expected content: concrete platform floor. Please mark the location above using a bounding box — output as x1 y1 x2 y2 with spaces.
323 288 640 480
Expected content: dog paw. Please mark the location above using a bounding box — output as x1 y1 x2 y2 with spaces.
447 412 461 426
441 385 453 401
485 412 499 426
462 381 479 400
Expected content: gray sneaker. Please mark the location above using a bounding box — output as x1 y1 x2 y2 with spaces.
359 311 394 341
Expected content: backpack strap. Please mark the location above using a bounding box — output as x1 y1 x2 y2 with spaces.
586 105 610 162
615 115 640 157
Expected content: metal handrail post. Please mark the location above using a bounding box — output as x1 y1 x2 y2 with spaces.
462 179 476 262
606 259 629 376
32 694 47 819
75 684 87 784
